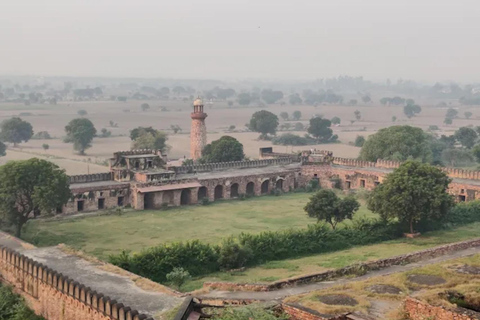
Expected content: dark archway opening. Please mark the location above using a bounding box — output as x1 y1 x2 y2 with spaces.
214 185 224 200
163 191 174 205
261 180 269 194
275 179 284 191
198 187 208 201
230 183 239 198
144 193 155 209
180 189 191 205
246 182 255 196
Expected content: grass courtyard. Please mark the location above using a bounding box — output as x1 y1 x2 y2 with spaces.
22 192 376 259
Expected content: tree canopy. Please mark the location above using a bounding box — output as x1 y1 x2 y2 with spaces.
289 94 302 105
279 112 289 121
304 190 360 229
261 89 283 104
201 136 244 163
0 117 33 146
367 161 454 234
0 142 5 157
64 118 97 155
131 128 168 152
249 110 279 138
307 117 337 142
0 158 71 236
292 110 302 120
359 125 432 162
403 103 422 118
454 127 478 149
331 116 341 125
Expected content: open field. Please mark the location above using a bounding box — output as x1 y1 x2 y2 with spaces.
183 222 480 291
0 99 477 173
22 192 376 259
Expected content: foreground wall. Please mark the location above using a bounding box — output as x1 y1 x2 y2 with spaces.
0 246 153 320
404 297 479 320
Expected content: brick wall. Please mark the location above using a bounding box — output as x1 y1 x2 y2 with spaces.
404 297 479 320
0 246 153 320
282 304 348 320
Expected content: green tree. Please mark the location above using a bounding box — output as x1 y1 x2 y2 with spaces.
454 127 478 149
0 159 71 237
331 116 341 125
130 126 157 141
403 104 422 118
392 116 397 122
237 93 252 105
362 95 371 104
279 112 289 121
354 110 361 120
64 118 97 155
441 148 475 167
380 97 391 106
292 110 302 120
0 117 33 147
249 110 279 139
77 109 87 116
355 135 365 147
201 136 244 163
289 94 302 105
42 143 49 151
359 125 432 162
141 103 150 111
367 161 454 234
465 111 473 119
261 89 283 104
444 117 453 125
0 141 5 156
446 108 458 119
307 117 337 142
132 129 168 152
473 144 480 162
294 122 304 131
304 190 360 229
0 284 45 320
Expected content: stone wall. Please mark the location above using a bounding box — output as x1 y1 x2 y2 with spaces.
171 157 294 174
0 246 153 320
65 186 130 214
203 238 480 292
404 297 479 320
69 172 113 184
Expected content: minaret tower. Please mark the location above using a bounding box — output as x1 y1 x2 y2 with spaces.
190 97 208 160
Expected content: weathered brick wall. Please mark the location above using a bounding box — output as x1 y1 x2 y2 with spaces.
69 173 113 184
64 186 130 214
404 297 479 320
204 238 480 292
0 246 152 320
282 304 348 320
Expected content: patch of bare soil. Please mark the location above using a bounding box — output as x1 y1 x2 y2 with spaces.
318 294 358 306
366 284 402 295
454 264 480 275
407 274 446 286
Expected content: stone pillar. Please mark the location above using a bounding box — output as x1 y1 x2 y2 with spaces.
190 98 208 160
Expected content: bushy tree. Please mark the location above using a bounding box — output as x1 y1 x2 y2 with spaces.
304 190 360 229
354 110 361 120
0 117 33 146
441 148 475 167
444 117 453 125
279 112 289 121
201 136 244 163
42 143 49 151
272 133 313 146
362 95 371 104
355 135 365 147
292 110 302 120
307 117 337 142
141 103 150 111
261 89 283 104
132 129 168 152
289 94 302 105
454 127 478 149
0 284 45 320
367 161 454 234
446 108 458 119
331 116 341 125
64 118 97 155
359 125 432 162
465 111 473 119
166 267 191 289
237 93 252 105
294 122 305 131
473 145 480 162
0 159 71 237
403 103 422 118
249 110 279 139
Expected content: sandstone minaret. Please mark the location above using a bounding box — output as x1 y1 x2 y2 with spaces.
190 98 208 160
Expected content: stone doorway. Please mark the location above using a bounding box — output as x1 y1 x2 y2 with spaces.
214 185 223 200
246 182 255 196
230 183 239 198
198 187 208 201
261 180 269 194
181 189 191 205
144 193 155 209
275 179 284 191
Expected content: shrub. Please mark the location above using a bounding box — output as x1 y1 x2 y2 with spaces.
272 133 315 146
354 135 366 147
0 283 45 320
306 178 320 192
166 267 191 289
217 305 288 320
445 200 480 225
201 198 210 205
217 238 253 270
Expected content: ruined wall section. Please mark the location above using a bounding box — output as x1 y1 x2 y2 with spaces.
171 157 295 174
0 246 153 320
69 173 113 184
404 297 479 320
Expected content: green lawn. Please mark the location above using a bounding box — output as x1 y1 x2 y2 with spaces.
22 193 376 259
181 222 480 291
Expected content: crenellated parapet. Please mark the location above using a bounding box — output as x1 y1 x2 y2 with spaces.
0 245 154 320
69 172 113 184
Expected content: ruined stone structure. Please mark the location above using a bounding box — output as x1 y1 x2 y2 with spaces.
190 98 207 160
62 147 480 215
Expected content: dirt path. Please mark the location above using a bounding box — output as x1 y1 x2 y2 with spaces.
199 245 480 301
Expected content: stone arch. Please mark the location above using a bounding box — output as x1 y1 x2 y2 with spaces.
275 179 284 191
214 185 224 200
162 191 174 205
246 182 255 196
261 180 270 194
230 183 239 198
197 186 208 201
180 189 191 205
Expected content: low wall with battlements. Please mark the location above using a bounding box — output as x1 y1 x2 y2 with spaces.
69 172 113 184
0 246 154 320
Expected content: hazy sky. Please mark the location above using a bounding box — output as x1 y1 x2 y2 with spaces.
1 0 480 82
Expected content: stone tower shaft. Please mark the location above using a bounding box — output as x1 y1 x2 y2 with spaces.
190 98 208 160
